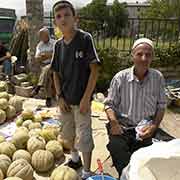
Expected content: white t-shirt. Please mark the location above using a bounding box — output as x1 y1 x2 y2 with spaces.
35 38 56 65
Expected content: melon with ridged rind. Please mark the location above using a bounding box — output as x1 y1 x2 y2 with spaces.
32 150 54 172
0 154 11 177
45 140 64 160
7 159 33 180
12 150 31 164
27 136 46 154
0 142 16 158
50 165 79 180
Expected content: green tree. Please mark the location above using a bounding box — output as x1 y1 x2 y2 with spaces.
79 0 108 31
79 0 128 36
107 0 128 37
141 0 180 18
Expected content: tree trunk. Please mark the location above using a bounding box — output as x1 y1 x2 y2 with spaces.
26 0 44 73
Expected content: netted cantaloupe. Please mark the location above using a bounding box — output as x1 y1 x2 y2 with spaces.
0 109 6 124
6 106 16 120
50 166 79 180
0 98 8 110
9 96 23 113
28 128 41 137
15 127 29 134
0 142 16 158
40 128 57 142
57 134 72 150
0 81 7 92
27 136 46 154
0 154 11 177
32 150 54 172
0 92 9 100
45 140 64 160
22 120 33 129
21 110 34 121
28 122 41 130
12 150 31 164
11 131 29 149
0 135 5 143
4 177 23 180
0 168 3 180
7 159 33 180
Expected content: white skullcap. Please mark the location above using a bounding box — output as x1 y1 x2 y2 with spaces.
132 38 154 50
39 27 49 34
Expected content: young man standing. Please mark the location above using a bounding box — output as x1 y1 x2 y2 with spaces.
51 1 100 179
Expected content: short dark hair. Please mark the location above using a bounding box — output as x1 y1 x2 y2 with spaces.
53 1 76 16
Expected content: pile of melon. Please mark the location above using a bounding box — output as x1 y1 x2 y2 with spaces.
0 81 23 125
0 110 78 180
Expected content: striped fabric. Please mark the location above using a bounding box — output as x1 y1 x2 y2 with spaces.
104 66 167 126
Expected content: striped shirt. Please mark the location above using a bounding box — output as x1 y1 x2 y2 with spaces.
104 66 167 126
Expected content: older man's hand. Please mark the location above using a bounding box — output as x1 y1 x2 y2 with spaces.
110 120 124 135
139 124 157 140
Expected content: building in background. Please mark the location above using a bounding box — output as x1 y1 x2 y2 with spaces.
126 1 150 18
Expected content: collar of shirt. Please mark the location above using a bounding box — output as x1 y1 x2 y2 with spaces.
128 66 151 83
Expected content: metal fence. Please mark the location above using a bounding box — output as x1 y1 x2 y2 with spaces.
44 16 180 51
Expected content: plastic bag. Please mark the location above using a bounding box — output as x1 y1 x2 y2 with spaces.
121 139 180 180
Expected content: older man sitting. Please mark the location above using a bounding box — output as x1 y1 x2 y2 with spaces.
31 27 56 107
104 38 167 178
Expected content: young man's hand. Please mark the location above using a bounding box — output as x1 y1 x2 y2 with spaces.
139 124 157 140
79 97 91 114
58 97 71 113
110 120 124 135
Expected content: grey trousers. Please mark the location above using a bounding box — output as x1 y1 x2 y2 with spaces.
38 64 52 98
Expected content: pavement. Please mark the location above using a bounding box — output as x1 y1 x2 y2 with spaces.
1 97 180 179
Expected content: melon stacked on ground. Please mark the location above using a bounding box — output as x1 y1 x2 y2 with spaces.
0 81 23 124
0 108 79 179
